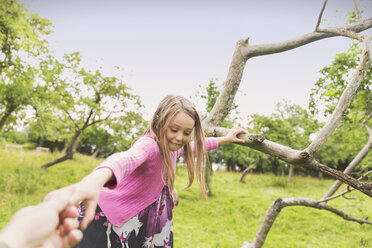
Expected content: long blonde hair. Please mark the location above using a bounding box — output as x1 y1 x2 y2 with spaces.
145 95 208 198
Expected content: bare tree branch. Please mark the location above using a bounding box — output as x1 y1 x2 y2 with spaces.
322 125 372 199
207 126 372 196
203 18 372 128
205 126 308 164
242 197 372 248
65 110 81 131
315 0 328 30
320 187 356 203
307 36 371 154
316 27 365 41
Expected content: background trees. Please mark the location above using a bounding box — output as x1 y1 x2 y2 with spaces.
37 52 145 168
0 0 52 131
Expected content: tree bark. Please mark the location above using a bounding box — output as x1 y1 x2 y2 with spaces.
288 165 294 181
41 154 70 168
0 104 16 131
322 125 372 200
91 144 103 158
242 197 372 248
307 38 371 154
240 163 255 183
209 126 372 197
41 130 83 168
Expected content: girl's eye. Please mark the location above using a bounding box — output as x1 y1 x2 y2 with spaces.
171 128 177 133
184 132 191 136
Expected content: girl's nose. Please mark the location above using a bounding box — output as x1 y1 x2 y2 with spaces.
176 132 183 141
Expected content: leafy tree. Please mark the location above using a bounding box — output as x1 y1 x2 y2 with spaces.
0 0 52 131
40 52 144 168
309 42 371 124
79 112 147 158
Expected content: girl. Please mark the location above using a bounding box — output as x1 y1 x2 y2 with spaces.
53 95 246 248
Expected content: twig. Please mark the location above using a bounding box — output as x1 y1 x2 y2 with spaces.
316 27 365 42
320 187 356 202
315 0 329 30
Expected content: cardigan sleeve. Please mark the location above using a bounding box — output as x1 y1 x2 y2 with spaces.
95 137 159 188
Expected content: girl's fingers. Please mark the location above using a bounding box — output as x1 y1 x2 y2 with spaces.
231 127 247 143
80 201 97 230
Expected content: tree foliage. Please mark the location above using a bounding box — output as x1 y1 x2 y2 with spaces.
0 0 52 131
38 52 145 167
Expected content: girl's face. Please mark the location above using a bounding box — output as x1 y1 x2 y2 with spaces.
165 111 195 151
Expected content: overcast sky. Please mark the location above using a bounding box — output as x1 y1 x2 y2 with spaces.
20 0 372 121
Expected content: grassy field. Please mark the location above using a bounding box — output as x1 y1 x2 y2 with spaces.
1 148 371 247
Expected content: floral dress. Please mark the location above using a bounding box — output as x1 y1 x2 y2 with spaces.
74 186 174 248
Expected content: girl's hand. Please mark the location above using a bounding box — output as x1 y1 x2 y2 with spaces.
216 127 248 144
44 168 113 231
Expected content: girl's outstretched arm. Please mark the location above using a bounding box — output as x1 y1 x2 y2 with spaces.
44 168 113 231
215 127 247 145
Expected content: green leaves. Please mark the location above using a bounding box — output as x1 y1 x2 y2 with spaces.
0 0 53 131
309 43 371 123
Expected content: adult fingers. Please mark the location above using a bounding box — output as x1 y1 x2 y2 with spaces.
62 217 80 234
66 229 83 248
60 205 79 221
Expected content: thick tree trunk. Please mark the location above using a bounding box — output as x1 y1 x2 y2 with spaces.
288 165 294 181
205 154 214 196
0 105 16 131
41 154 70 168
41 130 83 168
240 163 255 183
91 144 104 158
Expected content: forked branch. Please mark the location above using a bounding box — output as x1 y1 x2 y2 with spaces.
241 197 372 248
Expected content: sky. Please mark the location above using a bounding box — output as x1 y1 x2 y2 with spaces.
20 0 372 121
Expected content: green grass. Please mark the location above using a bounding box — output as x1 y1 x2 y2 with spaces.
1 148 371 247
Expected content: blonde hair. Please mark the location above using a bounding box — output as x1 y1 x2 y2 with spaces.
145 95 208 198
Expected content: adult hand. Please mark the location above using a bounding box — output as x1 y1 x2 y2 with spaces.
0 191 82 248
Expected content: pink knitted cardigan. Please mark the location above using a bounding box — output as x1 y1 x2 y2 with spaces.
95 134 218 226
